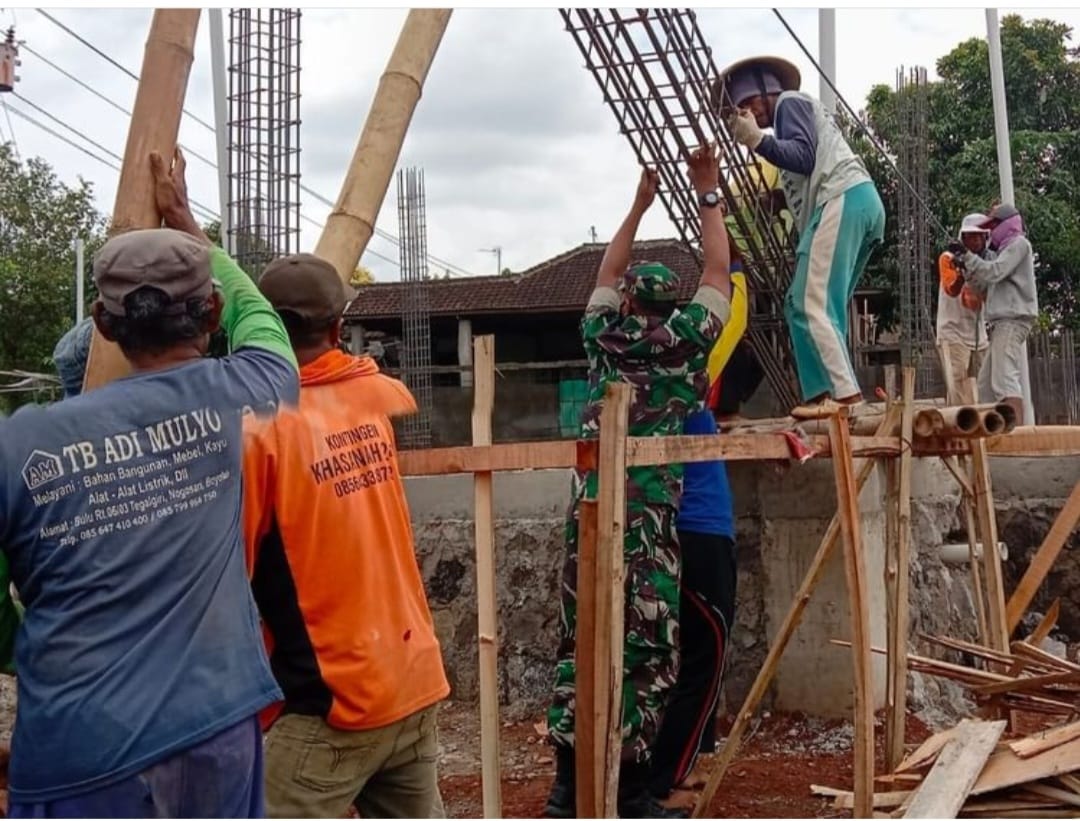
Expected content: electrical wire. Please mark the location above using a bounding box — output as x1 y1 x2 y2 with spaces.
771 8 954 241
3 102 220 224
33 9 473 277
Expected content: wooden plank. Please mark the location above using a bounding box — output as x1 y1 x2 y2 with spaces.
83 10 202 391
897 726 960 773
969 439 1010 652
692 407 903 818
958 457 990 648
470 336 501 818
830 411 876 819
976 671 1080 698
1008 721 1080 759
971 736 1080 796
574 500 600 819
399 440 578 476
904 719 1006 818
1057 773 1080 794
835 790 914 810
1022 781 1080 808
1029 600 1063 648
1011 641 1080 673
1005 481 1080 634
594 383 629 818
887 368 916 771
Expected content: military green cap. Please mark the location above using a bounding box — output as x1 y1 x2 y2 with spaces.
620 262 680 302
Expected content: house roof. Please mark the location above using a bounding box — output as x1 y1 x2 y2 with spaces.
343 238 704 321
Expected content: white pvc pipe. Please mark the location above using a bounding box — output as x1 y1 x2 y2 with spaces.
986 9 1035 424
818 8 837 114
75 237 85 324
940 541 1008 566
209 8 232 255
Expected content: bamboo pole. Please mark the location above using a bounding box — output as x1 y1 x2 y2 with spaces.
82 10 202 392
471 336 501 818
314 9 452 282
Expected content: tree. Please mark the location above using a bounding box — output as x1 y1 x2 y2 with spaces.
350 265 375 286
851 15 1080 330
0 144 106 410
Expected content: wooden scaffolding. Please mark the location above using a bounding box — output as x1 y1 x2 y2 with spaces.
398 335 1080 819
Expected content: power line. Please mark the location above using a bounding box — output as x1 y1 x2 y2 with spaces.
3 101 219 224
32 9 472 277
771 8 952 242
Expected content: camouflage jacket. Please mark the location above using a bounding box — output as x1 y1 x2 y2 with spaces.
574 284 729 508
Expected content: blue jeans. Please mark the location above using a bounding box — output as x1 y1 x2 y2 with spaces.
9 716 264 818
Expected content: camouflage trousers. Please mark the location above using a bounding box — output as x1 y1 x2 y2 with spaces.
546 498 681 764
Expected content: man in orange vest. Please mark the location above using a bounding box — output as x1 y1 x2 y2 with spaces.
242 255 450 818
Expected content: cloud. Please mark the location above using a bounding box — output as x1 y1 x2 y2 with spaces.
7 6 1080 284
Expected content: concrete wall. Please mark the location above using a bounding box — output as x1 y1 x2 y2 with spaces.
406 454 1079 723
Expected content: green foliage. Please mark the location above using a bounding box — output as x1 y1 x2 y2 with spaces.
851 14 1080 331
0 143 106 411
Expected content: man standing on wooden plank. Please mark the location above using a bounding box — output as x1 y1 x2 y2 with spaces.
649 247 747 811
715 56 886 417
937 214 990 405
241 255 450 818
948 203 1038 422
546 146 732 819
0 148 299 817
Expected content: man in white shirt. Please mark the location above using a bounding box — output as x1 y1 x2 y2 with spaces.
937 213 990 405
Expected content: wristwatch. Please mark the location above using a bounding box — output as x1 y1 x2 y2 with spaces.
698 190 722 209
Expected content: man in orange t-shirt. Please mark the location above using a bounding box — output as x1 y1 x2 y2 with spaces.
242 253 449 818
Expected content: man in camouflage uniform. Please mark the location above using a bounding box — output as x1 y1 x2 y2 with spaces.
546 146 733 819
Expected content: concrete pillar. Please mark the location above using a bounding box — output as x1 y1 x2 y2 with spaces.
348 323 365 356
458 318 473 388
757 460 888 717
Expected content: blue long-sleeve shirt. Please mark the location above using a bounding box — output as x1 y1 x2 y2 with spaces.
757 95 817 176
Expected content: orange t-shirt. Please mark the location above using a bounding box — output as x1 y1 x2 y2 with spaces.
243 349 449 731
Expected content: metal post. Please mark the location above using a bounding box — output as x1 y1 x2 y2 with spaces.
986 8 1034 424
818 8 837 114
75 237 85 324
209 8 232 255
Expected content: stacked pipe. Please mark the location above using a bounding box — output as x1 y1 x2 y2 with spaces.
913 403 1017 438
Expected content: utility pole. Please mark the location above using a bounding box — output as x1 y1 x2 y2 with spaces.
479 246 502 275
818 9 837 114
74 237 85 324
986 8 1034 424
208 8 232 255
589 225 598 243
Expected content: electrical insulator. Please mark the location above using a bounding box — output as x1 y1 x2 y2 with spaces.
0 27 19 94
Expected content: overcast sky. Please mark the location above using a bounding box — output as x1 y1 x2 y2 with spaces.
3 5 1079 281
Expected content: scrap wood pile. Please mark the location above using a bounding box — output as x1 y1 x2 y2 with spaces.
819 629 1080 818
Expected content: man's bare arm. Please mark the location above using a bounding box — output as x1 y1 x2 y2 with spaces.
596 168 659 289
687 144 731 298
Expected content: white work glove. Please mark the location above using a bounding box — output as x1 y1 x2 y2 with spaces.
729 110 764 150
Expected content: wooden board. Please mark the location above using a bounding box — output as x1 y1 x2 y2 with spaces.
470 336 501 818
830 412 876 819
904 719 1006 818
968 439 1009 651
897 726 960 773
1009 721 1080 760
887 368 916 771
574 500 600 819
971 735 1080 796
595 383 629 817
83 10 202 391
1005 481 1080 634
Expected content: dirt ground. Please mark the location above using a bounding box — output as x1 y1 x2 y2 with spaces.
436 702 933 818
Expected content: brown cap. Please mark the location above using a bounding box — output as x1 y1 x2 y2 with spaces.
258 253 348 324
93 228 213 316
